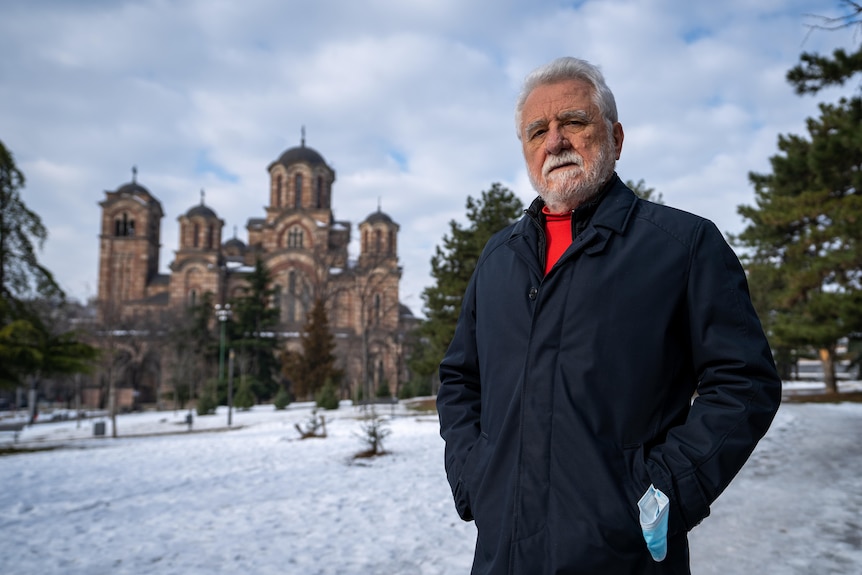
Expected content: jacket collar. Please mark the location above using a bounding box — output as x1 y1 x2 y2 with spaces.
509 174 638 266
522 173 637 236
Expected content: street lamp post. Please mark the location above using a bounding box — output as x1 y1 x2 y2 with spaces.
215 304 232 380
227 349 235 427
215 304 232 423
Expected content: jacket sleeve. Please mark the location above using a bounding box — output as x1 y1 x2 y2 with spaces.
645 220 782 534
436 272 482 522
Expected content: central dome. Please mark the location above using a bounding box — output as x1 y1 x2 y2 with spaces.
274 144 327 168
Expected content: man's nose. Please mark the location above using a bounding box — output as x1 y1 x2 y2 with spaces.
545 125 571 154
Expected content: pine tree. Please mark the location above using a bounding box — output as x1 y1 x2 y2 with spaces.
787 1 862 95
734 10 862 393
0 140 63 307
229 258 281 401
233 375 256 410
410 183 524 383
626 179 664 204
282 297 342 402
0 142 96 398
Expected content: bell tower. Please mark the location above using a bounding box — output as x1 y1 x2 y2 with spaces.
97 168 163 319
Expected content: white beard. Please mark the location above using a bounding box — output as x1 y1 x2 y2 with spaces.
529 140 616 211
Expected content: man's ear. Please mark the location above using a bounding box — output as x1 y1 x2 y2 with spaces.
613 122 624 160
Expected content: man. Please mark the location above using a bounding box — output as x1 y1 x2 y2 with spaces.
437 57 782 574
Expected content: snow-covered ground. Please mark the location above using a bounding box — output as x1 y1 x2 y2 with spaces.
1 391 861 575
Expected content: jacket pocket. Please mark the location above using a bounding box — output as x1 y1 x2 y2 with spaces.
454 432 489 521
623 444 653 524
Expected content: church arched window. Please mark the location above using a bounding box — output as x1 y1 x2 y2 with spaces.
287 271 297 323
273 284 282 310
114 213 135 237
285 271 310 324
275 174 283 207
374 293 381 325
288 226 304 249
294 173 303 208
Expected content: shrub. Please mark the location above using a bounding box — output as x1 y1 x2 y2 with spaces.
316 379 339 410
353 406 391 458
376 380 392 399
233 376 256 411
295 409 327 439
196 380 218 416
273 386 291 410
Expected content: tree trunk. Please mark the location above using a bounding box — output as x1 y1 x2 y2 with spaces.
818 347 838 394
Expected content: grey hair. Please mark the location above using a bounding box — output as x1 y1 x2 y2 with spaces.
514 57 618 139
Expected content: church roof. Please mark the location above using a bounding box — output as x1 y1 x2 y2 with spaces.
186 204 217 219
224 236 246 250
184 189 218 219
276 144 327 167
269 130 331 171
363 209 394 225
107 168 162 212
114 181 159 207
116 181 152 197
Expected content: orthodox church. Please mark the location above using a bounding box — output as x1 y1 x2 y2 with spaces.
96 139 413 405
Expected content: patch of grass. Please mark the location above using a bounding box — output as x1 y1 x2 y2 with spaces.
404 397 437 414
0 444 63 457
783 391 862 404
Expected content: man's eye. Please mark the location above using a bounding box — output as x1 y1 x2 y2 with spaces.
528 129 546 140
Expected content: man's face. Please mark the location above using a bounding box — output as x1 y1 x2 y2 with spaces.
519 79 623 212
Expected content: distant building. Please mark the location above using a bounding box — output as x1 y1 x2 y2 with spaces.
94 140 415 408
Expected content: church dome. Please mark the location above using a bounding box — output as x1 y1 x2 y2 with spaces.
224 237 246 251
113 167 158 205
114 181 160 208
269 131 332 172
185 203 217 219
362 209 394 225
276 145 327 167
116 181 151 196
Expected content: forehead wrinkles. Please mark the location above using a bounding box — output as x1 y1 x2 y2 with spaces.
520 81 599 135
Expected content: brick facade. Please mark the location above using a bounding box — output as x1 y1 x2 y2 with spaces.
96 143 414 407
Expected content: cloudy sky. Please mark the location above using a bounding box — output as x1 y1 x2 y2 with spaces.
0 0 857 315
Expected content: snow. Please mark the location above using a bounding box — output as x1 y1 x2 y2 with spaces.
2 396 861 574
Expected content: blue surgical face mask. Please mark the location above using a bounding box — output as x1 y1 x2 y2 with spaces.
638 484 669 562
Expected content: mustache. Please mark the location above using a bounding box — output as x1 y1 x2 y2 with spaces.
542 151 584 178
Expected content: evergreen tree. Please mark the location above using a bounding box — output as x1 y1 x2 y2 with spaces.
626 179 664 204
316 379 340 410
273 384 291 410
787 1 862 94
0 142 96 400
0 140 63 307
734 14 862 393
410 183 524 382
233 375 256 410
282 297 342 401
230 258 280 402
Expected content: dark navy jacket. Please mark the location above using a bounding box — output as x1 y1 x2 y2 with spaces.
437 175 781 574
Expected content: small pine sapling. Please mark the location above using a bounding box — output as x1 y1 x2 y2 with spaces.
274 385 291 410
353 406 391 459
295 409 327 439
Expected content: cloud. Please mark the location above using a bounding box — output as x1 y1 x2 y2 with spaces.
0 0 857 314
